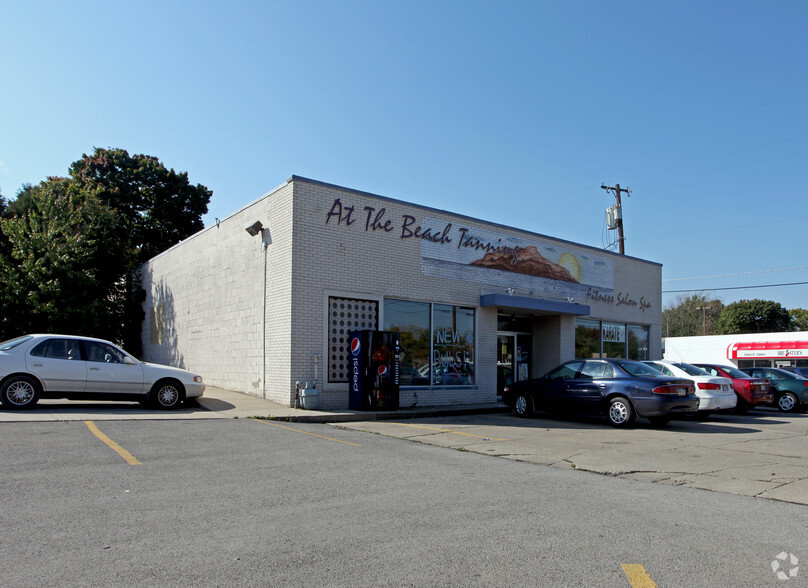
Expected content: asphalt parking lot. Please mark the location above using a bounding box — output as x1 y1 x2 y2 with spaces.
2 386 807 506
335 409 808 506
5 416 806 586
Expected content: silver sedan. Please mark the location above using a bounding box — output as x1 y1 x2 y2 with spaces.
0 334 205 410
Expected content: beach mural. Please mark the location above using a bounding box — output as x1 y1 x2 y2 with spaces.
418 219 614 300
323 199 615 301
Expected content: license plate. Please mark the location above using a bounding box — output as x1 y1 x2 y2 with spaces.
678 388 687 396
723 384 730 391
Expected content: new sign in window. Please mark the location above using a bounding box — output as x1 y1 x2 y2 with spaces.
384 299 475 386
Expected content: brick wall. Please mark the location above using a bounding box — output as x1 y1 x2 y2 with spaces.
141 176 662 408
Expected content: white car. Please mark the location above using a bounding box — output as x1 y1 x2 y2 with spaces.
0 334 205 410
643 360 736 417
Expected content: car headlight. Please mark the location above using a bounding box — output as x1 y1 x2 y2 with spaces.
193 376 203 383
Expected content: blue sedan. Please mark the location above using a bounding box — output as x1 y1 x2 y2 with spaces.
503 358 699 427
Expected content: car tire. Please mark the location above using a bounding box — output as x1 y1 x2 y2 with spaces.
607 396 635 428
734 399 750 414
148 380 184 410
513 393 533 417
777 392 799 413
648 415 672 426
0 375 41 410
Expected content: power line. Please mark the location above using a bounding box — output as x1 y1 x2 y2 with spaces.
663 266 808 282
663 281 808 293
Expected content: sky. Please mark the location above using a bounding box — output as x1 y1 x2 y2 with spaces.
2 1 807 311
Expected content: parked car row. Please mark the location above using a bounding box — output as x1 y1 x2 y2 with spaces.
739 366 808 413
503 358 807 428
691 363 773 412
0 334 206 410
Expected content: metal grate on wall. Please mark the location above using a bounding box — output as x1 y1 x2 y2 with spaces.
328 297 379 382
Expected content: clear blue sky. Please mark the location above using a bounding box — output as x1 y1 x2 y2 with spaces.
2 1 807 311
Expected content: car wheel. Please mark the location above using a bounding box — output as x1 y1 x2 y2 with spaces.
777 392 798 413
734 398 750 414
513 393 533 417
149 380 184 410
648 415 672 426
1 376 41 410
607 396 635 428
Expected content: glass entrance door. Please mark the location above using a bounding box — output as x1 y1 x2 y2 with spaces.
497 335 515 397
497 333 532 397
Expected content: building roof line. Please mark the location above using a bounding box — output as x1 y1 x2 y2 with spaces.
287 175 661 267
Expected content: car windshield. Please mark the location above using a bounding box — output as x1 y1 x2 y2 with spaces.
0 335 33 351
614 360 662 377
672 362 710 376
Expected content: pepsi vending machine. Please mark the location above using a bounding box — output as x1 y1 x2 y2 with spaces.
348 330 400 411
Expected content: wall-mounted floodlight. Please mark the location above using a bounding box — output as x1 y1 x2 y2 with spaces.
245 221 263 236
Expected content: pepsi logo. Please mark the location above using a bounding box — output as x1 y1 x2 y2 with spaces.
350 338 361 356
377 365 388 378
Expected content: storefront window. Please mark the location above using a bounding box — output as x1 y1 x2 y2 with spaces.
383 299 430 386
433 304 475 385
575 319 601 359
628 325 650 360
384 299 475 386
602 322 627 357
576 319 649 360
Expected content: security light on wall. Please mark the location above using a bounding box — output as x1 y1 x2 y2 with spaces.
245 221 263 236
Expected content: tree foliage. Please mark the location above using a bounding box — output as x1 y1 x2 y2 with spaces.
0 179 132 338
4 183 37 218
714 299 792 334
0 148 211 351
788 308 808 332
69 148 211 262
662 294 724 337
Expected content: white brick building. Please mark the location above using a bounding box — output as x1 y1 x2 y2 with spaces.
140 176 663 409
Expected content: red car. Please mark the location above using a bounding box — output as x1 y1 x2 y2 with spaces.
692 363 773 412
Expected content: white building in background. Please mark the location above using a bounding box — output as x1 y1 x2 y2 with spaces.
140 176 663 409
664 332 808 369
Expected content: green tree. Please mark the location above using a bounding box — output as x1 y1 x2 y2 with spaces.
0 148 211 351
4 183 37 218
0 178 133 339
69 148 211 263
714 299 791 334
662 294 724 337
788 308 808 332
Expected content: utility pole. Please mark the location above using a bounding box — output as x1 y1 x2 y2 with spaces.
695 305 713 336
601 183 631 254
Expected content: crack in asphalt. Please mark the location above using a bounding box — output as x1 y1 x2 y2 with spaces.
334 421 808 504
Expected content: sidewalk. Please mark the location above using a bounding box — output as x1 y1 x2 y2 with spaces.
197 386 508 423
0 386 506 423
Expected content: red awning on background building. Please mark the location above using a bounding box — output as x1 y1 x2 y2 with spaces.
727 341 808 360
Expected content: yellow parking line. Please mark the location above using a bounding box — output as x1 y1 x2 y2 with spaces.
251 419 361 446
388 422 510 441
84 421 142 466
622 564 657 587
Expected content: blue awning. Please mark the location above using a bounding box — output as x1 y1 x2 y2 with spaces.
480 294 590 316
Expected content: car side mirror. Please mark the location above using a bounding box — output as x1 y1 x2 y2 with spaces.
124 357 137 365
